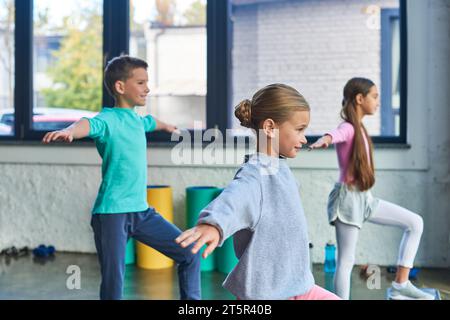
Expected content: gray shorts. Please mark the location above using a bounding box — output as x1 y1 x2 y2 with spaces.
327 183 380 229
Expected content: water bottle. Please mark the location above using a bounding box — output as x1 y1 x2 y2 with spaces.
324 241 336 273
309 243 313 271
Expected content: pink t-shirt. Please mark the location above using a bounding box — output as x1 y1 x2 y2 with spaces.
325 122 371 184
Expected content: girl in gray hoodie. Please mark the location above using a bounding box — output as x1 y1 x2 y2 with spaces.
176 84 340 300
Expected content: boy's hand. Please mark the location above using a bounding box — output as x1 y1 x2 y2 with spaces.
175 224 220 258
154 118 181 135
308 135 332 151
164 123 181 135
42 130 74 143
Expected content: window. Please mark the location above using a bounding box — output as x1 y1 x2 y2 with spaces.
1 0 223 142
7 0 116 140
32 0 103 132
0 0 14 137
0 0 405 144
229 0 406 143
381 8 400 136
130 0 207 131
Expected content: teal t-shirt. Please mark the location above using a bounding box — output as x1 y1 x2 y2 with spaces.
84 107 157 214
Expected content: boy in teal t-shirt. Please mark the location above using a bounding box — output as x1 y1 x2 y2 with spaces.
43 55 200 300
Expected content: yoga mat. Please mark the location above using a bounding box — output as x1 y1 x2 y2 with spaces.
186 186 221 271
214 188 238 274
125 238 135 265
216 237 239 274
137 185 174 270
139 268 175 299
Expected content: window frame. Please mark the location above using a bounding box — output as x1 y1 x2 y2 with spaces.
224 0 408 145
2 0 406 145
381 7 401 138
144 0 227 144
3 0 221 144
12 0 112 141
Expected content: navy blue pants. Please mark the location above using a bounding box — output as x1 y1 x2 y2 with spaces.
91 207 201 300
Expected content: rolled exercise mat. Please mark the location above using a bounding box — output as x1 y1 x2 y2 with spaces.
186 186 220 271
139 267 175 299
214 188 238 274
216 237 239 274
125 238 135 265
137 185 174 269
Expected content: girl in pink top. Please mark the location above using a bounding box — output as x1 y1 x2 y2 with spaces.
310 78 433 300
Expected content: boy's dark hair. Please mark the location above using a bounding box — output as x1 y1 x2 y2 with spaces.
104 55 148 98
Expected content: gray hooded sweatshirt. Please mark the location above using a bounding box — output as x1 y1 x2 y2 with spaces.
198 153 315 299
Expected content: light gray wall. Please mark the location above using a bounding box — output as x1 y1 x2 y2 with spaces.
422 0 450 268
0 0 449 267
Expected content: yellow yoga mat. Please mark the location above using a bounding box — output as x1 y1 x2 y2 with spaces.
136 185 174 270
138 268 175 299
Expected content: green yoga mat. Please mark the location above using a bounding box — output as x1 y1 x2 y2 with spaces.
125 238 135 265
212 188 238 274
216 236 239 274
186 186 222 271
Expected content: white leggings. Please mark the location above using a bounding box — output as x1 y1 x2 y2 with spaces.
334 199 424 300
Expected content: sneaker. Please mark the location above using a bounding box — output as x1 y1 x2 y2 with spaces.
390 281 435 300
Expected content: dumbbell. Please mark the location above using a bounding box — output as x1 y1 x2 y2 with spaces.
32 245 55 258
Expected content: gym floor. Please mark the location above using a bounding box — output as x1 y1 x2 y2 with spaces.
0 252 448 300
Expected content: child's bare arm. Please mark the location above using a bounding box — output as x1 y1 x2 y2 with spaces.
175 224 221 258
42 118 90 144
308 134 332 150
154 118 180 135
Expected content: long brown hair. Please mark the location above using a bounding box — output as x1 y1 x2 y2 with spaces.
234 83 310 130
341 78 376 191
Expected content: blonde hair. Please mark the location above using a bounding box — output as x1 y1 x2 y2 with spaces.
234 83 310 129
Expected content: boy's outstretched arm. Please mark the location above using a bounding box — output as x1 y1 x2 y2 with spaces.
42 118 90 144
175 224 220 258
154 118 181 135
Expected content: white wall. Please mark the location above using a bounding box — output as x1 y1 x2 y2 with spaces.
422 0 450 268
0 0 449 267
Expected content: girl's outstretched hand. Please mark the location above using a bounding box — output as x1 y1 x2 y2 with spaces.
308 135 332 151
175 224 221 258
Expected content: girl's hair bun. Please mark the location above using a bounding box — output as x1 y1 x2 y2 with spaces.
234 99 253 128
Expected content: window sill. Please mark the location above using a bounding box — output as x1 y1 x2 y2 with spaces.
0 139 420 170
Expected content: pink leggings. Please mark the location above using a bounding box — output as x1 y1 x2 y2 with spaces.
237 285 341 300
289 285 341 300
